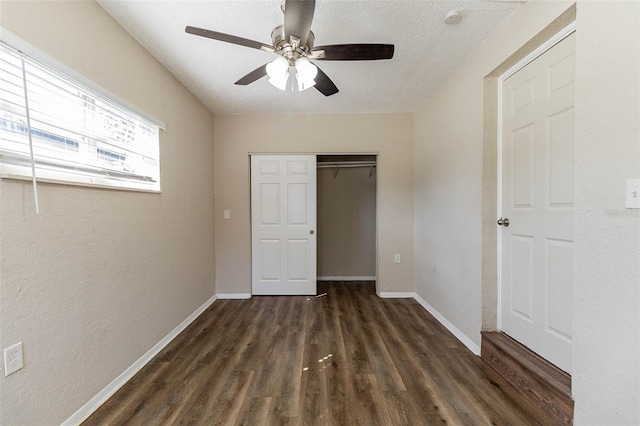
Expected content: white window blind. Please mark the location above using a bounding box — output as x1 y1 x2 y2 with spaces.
0 41 160 192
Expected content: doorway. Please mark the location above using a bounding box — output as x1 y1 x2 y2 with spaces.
317 155 377 282
498 31 575 373
250 154 378 296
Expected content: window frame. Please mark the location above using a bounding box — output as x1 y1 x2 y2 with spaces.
0 30 165 193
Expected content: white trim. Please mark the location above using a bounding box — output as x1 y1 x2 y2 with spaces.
497 58 505 331
217 293 252 299
317 276 376 281
496 22 576 331
500 22 576 83
61 294 218 426
378 292 414 299
413 293 481 356
0 165 161 193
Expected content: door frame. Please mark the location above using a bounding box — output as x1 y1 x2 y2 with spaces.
496 22 576 330
249 152 380 296
480 4 576 333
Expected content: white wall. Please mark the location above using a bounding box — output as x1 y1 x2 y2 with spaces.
213 113 413 296
414 0 639 423
0 1 216 424
1 0 636 424
317 166 377 278
414 0 574 349
572 1 640 423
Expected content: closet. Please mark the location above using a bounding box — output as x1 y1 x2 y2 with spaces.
316 155 377 281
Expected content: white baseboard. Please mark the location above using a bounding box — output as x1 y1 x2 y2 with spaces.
378 292 414 298
412 293 481 356
62 294 218 426
217 293 252 299
317 276 376 281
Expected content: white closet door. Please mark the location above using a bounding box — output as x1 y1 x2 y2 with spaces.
500 32 575 373
251 155 317 295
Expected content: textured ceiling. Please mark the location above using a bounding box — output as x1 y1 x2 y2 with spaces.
97 0 522 114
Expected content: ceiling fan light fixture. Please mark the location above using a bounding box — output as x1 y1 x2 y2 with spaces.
269 73 289 91
266 56 290 91
294 57 318 92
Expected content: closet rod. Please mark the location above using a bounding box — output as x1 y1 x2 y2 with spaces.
317 161 376 169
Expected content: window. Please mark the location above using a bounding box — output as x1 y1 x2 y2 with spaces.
0 41 161 192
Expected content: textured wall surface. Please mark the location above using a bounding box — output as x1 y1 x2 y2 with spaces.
572 1 640 423
414 0 640 423
317 166 377 278
1 1 637 425
213 113 413 295
413 0 573 349
0 1 215 425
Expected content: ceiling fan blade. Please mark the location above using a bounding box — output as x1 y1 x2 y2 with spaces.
235 64 268 85
314 66 339 97
311 44 395 61
185 26 273 52
284 0 315 46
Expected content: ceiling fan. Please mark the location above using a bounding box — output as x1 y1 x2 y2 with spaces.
185 0 394 96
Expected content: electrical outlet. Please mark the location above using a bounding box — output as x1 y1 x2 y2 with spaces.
4 342 24 376
394 253 402 264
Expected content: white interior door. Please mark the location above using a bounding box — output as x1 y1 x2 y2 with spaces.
251 155 317 295
500 32 575 373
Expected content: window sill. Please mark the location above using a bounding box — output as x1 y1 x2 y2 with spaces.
0 164 161 193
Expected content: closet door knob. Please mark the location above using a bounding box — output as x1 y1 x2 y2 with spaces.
310 230 314 235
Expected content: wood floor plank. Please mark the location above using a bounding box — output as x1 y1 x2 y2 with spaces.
297 343 329 426
268 330 305 418
383 303 484 423
324 282 362 426
236 397 272 426
83 300 228 425
84 282 547 425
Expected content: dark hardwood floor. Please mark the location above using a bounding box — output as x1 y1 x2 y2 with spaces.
84 282 545 425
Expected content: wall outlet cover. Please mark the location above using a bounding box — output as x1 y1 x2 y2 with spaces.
4 342 24 376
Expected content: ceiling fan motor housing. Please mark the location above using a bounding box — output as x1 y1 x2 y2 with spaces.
271 25 315 63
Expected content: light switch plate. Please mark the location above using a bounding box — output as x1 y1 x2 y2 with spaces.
223 209 231 219
625 179 640 209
